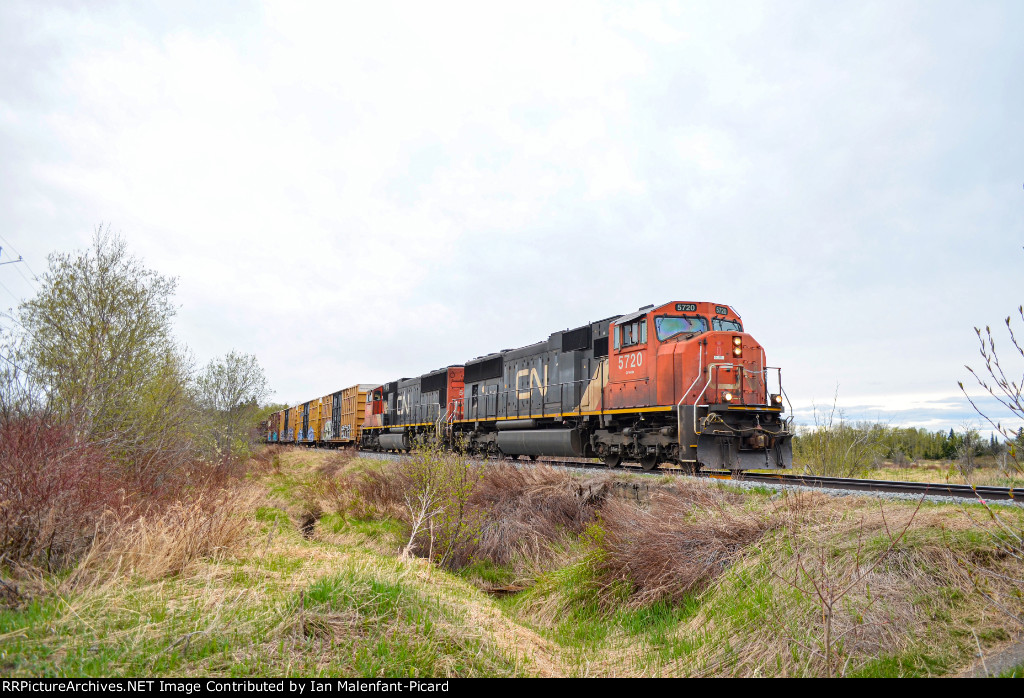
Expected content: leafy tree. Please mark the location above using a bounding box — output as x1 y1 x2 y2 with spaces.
0 329 46 423
197 350 271 457
18 226 197 472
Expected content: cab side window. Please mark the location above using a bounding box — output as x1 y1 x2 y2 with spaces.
617 320 647 348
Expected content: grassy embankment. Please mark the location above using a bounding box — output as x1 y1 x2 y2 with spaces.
2 447 1022 677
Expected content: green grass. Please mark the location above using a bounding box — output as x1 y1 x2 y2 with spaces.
0 449 532 678
848 652 952 678
3 446 1022 678
254 506 291 527
0 548 526 677
998 662 1024 678
456 559 518 587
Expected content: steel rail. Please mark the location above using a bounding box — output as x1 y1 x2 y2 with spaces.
713 471 1018 501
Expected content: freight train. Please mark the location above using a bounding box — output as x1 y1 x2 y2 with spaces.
266 300 793 473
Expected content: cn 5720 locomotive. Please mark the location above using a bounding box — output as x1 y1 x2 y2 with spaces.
356 301 792 472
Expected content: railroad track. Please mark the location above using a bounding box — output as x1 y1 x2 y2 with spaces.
355 450 1018 502
723 471 1018 502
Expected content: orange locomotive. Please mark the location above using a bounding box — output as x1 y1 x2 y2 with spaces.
359 301 793 473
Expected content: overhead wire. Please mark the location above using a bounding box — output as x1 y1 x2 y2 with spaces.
0 238 41 385
0 350 32 376
0 233 40 292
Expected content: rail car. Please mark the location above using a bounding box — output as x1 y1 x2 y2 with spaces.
356 301 793 472
266 384 376 447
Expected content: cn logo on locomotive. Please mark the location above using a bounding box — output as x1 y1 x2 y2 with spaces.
515 366 549 400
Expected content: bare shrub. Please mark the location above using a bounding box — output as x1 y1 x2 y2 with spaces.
0 410 263 575
401 448 483 567
249 444 286 474
962 305 1024 476
960 301 1024 633
774 499 923 678
469 464 602 566
595 484 776 607
955 425 982 479
329 454 603 572
0 416 128 568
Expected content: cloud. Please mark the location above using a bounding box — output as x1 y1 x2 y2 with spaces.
1 0 1022 427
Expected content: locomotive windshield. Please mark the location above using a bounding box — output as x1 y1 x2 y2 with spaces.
655 315 707 341
712 318 743 332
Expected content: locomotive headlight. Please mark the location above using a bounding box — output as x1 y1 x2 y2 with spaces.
723 391 733 402
771 393 783 405
732 336 742 346
732 346 742 357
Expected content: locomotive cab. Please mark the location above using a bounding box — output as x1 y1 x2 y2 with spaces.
607 301 792 471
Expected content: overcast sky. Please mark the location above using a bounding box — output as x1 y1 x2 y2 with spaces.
1 0 1021 433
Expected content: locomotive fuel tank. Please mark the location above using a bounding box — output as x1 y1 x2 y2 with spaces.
495 429 584 457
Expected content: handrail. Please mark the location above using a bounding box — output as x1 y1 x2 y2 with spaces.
679 341 703 451
434 408 448 438
693 366 715 435
761 348 767 403
447 376 598 422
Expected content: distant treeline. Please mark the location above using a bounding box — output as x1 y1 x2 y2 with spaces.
794 423 1016 464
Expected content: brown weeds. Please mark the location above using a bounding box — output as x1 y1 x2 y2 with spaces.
342 464 413 520
314 448 355 478
596 484 776 607
319 457 603 573
68 485 259 587
469 464 602 566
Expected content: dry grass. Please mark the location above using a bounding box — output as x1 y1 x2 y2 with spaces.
322 458 604 575
469 464 602 566
672 492 1023 677
67 485 261 587
866 462 1024 487
320 462 411 521
313 448 356 477
248 444 286 474
7 445 1022 678
596 483 778 607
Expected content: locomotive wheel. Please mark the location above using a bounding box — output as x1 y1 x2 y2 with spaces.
640 454 659 471
602 454 622 469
